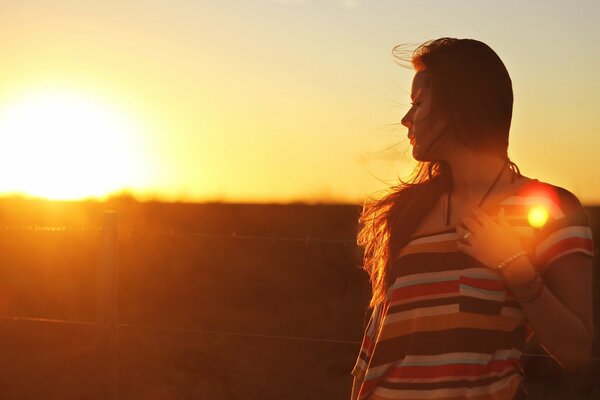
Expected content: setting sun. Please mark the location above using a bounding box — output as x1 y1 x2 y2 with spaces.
0 89 148 200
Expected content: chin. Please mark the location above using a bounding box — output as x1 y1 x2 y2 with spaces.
412 143 442 163
412 146 432 162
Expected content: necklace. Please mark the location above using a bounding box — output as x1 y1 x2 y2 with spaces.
444 161 508 226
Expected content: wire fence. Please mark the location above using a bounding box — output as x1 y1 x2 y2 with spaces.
0 223 356 245
0 315 588 360
1 218 598 363
0 314 360 345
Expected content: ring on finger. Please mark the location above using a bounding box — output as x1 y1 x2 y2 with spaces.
463 231 472 240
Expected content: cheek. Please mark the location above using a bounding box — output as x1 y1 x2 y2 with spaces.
416 102 432 120
412 110 429 131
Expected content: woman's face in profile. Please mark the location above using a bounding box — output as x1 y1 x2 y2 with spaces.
402 71 450 161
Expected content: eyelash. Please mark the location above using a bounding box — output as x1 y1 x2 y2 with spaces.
410 101 421 107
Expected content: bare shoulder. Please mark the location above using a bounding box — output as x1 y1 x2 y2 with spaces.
510 173 536 189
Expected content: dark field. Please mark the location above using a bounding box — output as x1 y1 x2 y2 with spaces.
0 196 599 399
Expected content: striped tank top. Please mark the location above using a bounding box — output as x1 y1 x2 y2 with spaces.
352 179 595 400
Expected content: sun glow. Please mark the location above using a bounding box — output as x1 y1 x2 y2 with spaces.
0 89 148 200
528 205 549 228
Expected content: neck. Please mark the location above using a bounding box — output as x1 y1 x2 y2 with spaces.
445 152 509 199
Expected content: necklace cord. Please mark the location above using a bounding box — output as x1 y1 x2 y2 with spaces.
445 161 508 226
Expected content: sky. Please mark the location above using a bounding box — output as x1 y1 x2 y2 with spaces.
0 0 598 204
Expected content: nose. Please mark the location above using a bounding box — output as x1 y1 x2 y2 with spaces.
401 112 412 128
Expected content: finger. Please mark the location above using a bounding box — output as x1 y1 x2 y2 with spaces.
456 238 472 254
496 207 506 226
455 228 471 244
498 207 510 227
471 206 493 226
461 216 482 233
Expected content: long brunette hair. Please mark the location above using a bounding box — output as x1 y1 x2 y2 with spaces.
357 38 521 309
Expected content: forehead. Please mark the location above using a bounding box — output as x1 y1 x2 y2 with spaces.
411 71 431 99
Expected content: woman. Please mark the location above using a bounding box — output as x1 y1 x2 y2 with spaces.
350 38 595 400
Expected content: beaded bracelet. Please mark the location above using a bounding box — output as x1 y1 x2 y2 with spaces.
496 250 528 272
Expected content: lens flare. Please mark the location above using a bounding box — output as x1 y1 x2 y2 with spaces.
528 205 549 228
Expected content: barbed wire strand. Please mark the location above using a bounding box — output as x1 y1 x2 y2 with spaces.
0 224 101 233
118 322 360 345
1 314 597 360
0 224 356 245
0 314 96 326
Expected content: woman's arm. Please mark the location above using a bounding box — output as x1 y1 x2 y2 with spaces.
507 252 594 373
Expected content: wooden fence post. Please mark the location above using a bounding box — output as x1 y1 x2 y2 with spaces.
97 211 119 400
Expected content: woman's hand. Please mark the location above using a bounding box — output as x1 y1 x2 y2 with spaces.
455 206 526 272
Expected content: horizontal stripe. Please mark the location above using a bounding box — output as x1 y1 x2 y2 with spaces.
409 232 457 246
535 226 593 256
390 252 483 279
400 349 522 367
362 361 396 382
536 236 594 270
384 365 518 386
398 239 460 258
382 361 517 384
502 195 564 219
459 297 505 315
459 284 505 300
367 372 521 400
384 304 459 324
371 326 527 365
388 295 461 311
500 303 526 318
352 359 367 377
380 362 519 387
460 274 505 290
378 312 519 341
459 267 505 280
391 269 462 289
388 296 519 318
389 280 459 303
545 247 595 268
